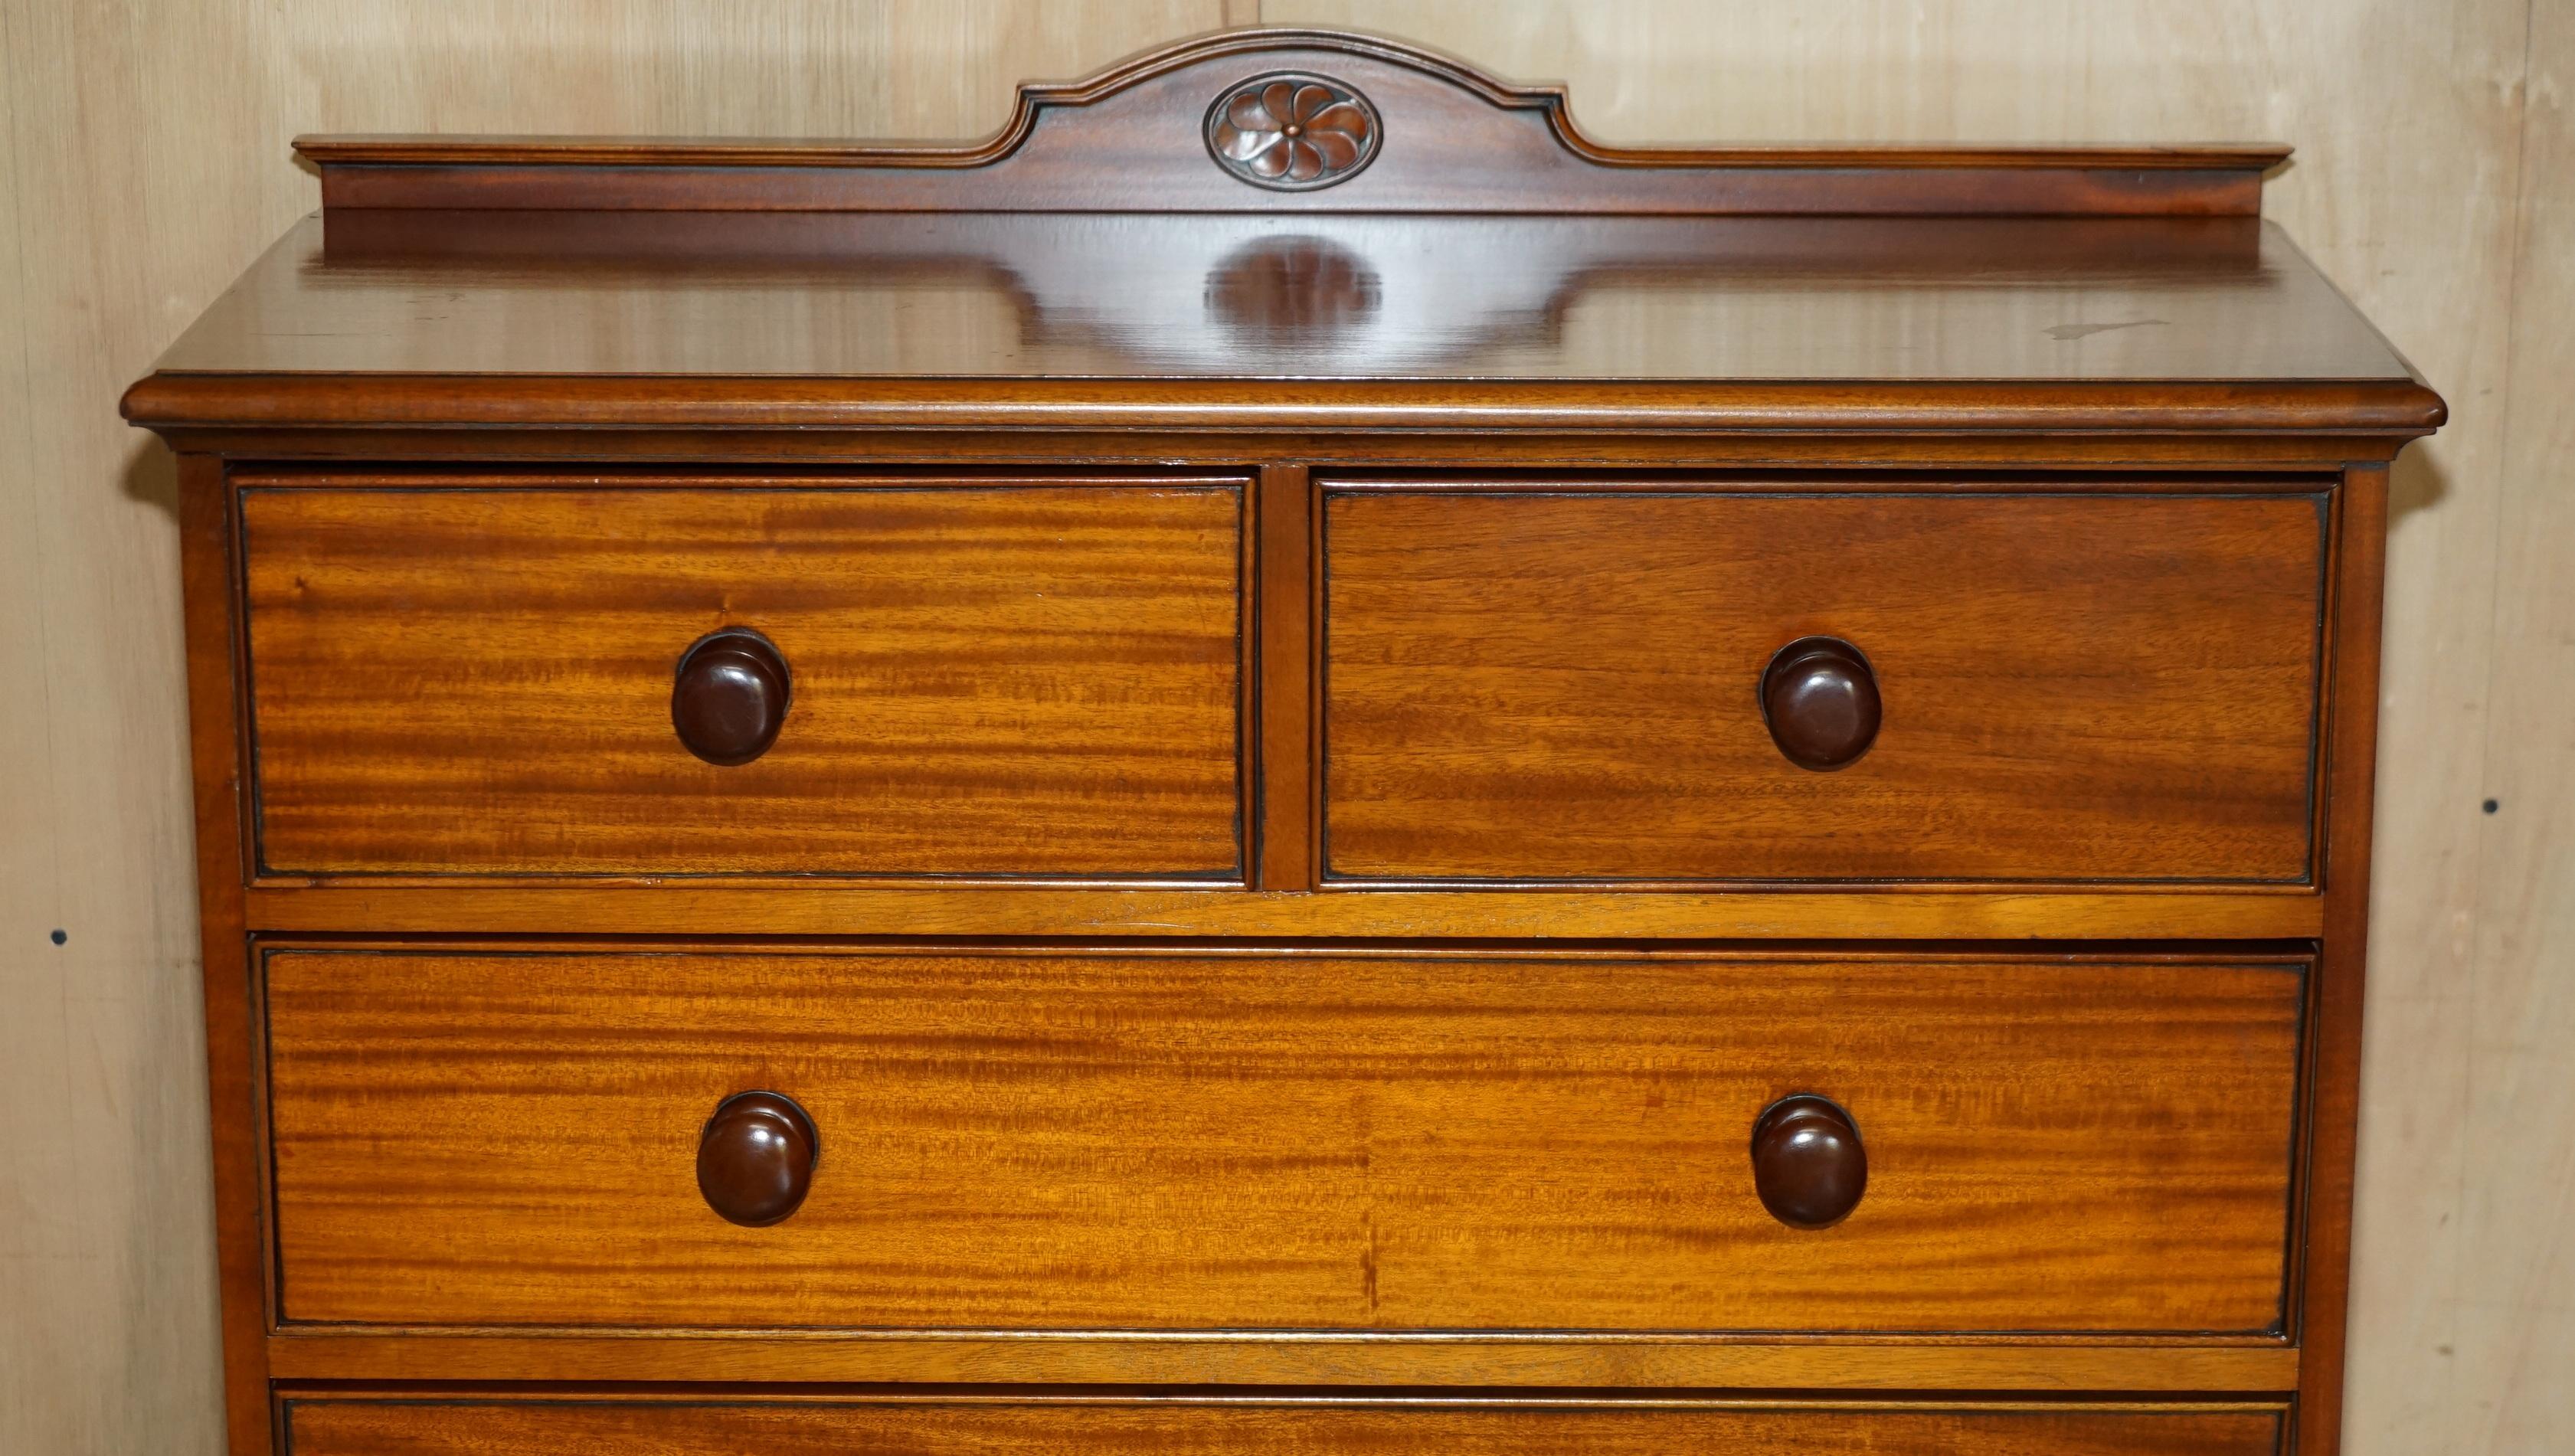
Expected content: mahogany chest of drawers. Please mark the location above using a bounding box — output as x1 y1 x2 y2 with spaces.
123 28 2443 1456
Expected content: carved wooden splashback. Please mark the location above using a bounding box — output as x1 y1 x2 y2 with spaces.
295 28 2285 216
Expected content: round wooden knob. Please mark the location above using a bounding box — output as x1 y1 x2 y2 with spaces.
1759 636 1880 771
1750 1094 1867 1229
672 629 790 766
695 1091 818 1228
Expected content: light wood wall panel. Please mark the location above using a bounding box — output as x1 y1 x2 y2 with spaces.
2460 0 2575 1446
1 3 2563 1454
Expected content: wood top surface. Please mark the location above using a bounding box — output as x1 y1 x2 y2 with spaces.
146 211 2416 388
122 30 2442 435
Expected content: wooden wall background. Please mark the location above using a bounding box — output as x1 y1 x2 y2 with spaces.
1 2 2564 1451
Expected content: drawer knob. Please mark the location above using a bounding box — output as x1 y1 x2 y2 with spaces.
1759 636 1881 771
696 1091 819 1227
672 629 791 766
1750 1094 1867 1229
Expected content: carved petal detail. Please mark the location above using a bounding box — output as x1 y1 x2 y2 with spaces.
1261 81 1301 127
1225 93 1276 133
1204 72 1381 191
1308 128 1361 172
1219 128 1281 165
1304 101 1371 138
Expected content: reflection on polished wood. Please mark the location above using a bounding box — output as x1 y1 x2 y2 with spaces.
146 212 2420 388
1750 1094 1870 1229
693 1091 820 1229
668 629 792 767
1759 637 1883 773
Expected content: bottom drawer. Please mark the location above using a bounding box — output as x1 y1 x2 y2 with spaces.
283 1398 2288 1455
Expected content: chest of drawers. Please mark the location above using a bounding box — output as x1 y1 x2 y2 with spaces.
124 27 2442 1456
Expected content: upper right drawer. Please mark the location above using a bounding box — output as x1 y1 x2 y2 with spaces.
1323 481 2328 885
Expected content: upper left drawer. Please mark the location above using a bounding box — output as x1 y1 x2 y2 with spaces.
237 475 1246 880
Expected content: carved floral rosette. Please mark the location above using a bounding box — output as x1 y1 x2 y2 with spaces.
1204 73 1381 191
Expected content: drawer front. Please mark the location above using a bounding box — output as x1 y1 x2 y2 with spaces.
283 1399 2287 1456
1323 486 2325 883
240 478 1243 879
266 947 2302 1333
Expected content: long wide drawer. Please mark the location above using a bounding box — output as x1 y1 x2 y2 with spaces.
282 1397 2289 1456
264 945 2303 1333
238 475 1245 879
1323 482 2327 884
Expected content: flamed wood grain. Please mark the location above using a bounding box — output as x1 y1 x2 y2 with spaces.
239 481 1242 879
264 947 2302 1335
280 1398 2288 1456
1326 487 2323 883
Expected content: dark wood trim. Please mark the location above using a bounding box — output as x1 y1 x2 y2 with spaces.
256 1330 2302 1392
1312 469 2348 494
267 1389 2299 1409
312 202 2290 272
121 373 2447 439
1254 465 1317 890
310 162 2280 218
293 30 2285 175
2291 463 2390 1456
226 466 1255 490
296 139 2294 175
177 455 276 1456
253 938 2320 964
1237 475 1265 888
129 427 2440 472
264 1391 2292 1456
294 29 2285 218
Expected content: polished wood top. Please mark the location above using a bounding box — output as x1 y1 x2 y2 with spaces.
126 211 2439 435
122 28 2443 437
